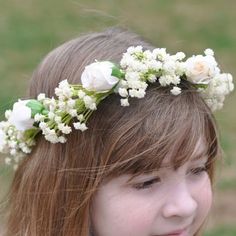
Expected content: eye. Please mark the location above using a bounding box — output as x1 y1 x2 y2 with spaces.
190 166 207 176
133 177 160 190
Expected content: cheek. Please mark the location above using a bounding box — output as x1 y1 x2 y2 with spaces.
91 191 156 235
191 175 213 228
197 176 212 213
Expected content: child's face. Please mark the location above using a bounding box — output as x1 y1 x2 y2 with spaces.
91 145 212 236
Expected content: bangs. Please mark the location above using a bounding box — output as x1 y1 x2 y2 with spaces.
103 85 219 179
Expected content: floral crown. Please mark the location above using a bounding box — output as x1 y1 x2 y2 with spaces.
0 46 234 168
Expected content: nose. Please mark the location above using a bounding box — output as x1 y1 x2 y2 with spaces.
162 181 197 219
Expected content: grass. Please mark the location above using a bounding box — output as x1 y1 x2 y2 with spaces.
0 0 235 234
205 226 236 236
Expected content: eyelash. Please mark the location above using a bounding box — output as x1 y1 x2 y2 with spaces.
133 178 160 190
132 166 207 190
190 166 207 175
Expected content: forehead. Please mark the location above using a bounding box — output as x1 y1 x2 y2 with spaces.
190 138 208 160
161 137 208 168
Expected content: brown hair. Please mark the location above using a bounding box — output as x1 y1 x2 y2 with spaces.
3 27 220 236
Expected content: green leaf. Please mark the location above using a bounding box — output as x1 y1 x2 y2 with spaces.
26 100 45 117
112 66 124 79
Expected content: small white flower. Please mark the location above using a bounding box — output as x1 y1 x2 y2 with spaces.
73 122 88 131
136 89 146 98
224 73 234 92
143 50 154 60
208 73 234 96
9 140 17 148
129 89 137 97
88 103 97 110
148 74 157 83
8 100 34 131
42 127 53 136
19 143 31 154
159 75 180 86
58 136 67 143
55 80 72 99
81 61 119 91
49 98 57 111
0 128 6 149
58 101 66 110
77 114 84 122
175 52 186 60
118 88 128 97
125 71 140 81
39 122 48 130
120 98 129 106
54 116 62 123
175 62 186 76
44 130 59 143
129 89 146 98
146 60 162 71
120 80 128 88
127 46 143 54
58 80 70 90
120 54 135 68
67 99 76 108
171 86 182 95
58 123 72 134
69 109 77 117
137 63 148 73
5 110 12 119
130 61 146 72
7 128 14 136
37 93 46 101
34 114 45 122
163 60 176 73
204 48 214 56
48 112 55 120
78 90 86 99
83 95 97 110
153 48 168 61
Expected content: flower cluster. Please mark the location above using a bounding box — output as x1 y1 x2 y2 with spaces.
0 46 234 167
118 46 233 109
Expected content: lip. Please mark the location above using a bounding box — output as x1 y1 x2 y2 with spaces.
156 227 188 236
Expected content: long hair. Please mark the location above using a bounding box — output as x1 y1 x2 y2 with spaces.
3 27 220 236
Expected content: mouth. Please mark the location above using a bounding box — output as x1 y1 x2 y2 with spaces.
155 227 188 236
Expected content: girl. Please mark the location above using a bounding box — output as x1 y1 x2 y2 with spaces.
0 27 234 236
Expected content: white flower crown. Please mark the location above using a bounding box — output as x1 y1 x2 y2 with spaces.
0 46 234 168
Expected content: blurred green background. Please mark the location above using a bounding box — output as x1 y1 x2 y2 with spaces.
0 0 235 235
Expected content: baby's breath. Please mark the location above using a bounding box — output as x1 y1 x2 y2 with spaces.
0 46 234 168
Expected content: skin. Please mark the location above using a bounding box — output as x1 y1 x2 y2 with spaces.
91 142 212 236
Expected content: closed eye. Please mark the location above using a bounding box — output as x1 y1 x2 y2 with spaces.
133 177 160 190
190 166 207 175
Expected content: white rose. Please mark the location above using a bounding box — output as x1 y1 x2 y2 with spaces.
81 61 119 91
8 100 34 131
185 55 218 84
